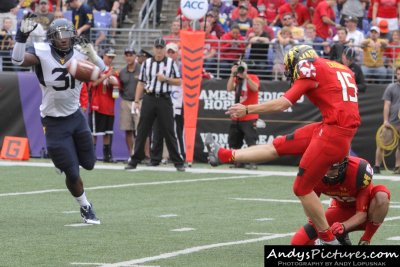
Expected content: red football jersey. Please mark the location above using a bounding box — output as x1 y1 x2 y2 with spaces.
284 57 361 129
314 156 373 212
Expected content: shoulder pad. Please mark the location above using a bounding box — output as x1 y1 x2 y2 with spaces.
356 160 373 189
294 59 316 80
34 42 50 51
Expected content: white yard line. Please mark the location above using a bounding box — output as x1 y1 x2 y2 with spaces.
255 218 274 221
387 236 400 241
0 174 264 198
246 232 277 235
158 214 178 218
384 216 400 222
231 197 300 203
231 197 332 205
170 228 195 232
64 223 92 227
70 233 294 267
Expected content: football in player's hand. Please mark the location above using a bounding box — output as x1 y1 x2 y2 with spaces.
68 59 101 82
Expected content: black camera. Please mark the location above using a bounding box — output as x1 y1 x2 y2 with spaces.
237 65 246 74
234 61 247 76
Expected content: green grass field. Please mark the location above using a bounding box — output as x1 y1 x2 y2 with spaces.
0 159 399 267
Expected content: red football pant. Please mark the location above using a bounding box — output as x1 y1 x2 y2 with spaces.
273 122 357 196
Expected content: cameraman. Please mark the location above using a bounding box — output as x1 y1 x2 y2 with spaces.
227 61 260 169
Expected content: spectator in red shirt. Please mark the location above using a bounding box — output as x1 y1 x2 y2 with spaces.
206 10 225 38
257 0 286 26
220 23 246 78
312 0 341 40
201 21 219 75
306 0 323 18
279 0 310 26
88 48 120 162
372 0 400 32
231 0 259 20
385 29 400 73
367 0 375 23
163 19 181 46
80 82 88 113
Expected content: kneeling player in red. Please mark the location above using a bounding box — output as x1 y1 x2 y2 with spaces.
291 156 390 245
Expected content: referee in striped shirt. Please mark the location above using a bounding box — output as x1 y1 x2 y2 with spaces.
125 38 185 171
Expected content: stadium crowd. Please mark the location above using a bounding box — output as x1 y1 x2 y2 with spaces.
163 0 400 82
2 0 400 80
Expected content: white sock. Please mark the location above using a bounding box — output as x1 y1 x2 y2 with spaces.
75 191 91 207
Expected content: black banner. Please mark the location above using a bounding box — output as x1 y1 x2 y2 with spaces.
0 73 27 150
264 245 400 267
195 80 387 166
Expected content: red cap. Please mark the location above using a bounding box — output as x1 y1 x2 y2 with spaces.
378 20 389 33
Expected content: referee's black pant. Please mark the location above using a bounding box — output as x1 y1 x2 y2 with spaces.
151 111 186 164
130 93 184 167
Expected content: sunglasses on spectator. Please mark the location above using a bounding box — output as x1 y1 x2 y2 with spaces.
125 53 135 57
167 50 176 54
40 2 47 4
283 17 292 20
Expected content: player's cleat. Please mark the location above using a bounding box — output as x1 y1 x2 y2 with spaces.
315 238 341 245
337 233 352 245
373 166 381 174
80 203 101 225
55 167 63 175
245 163 257 170
358 240 370 245
205 133 221 167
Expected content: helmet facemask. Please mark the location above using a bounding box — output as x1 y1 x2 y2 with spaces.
323 157 349 185
47 19 77 53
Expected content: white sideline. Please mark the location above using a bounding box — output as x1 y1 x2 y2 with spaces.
231 197 400 210
1 160 400 181
384 216 400 221
231 197 331 205
70 233 294 267
0 174 264 197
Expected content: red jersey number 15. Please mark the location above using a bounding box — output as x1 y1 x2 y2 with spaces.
337 71 358 103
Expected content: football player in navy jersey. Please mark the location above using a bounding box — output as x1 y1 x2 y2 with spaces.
12 15 105 225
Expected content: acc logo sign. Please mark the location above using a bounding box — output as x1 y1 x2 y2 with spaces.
181 0 209 20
